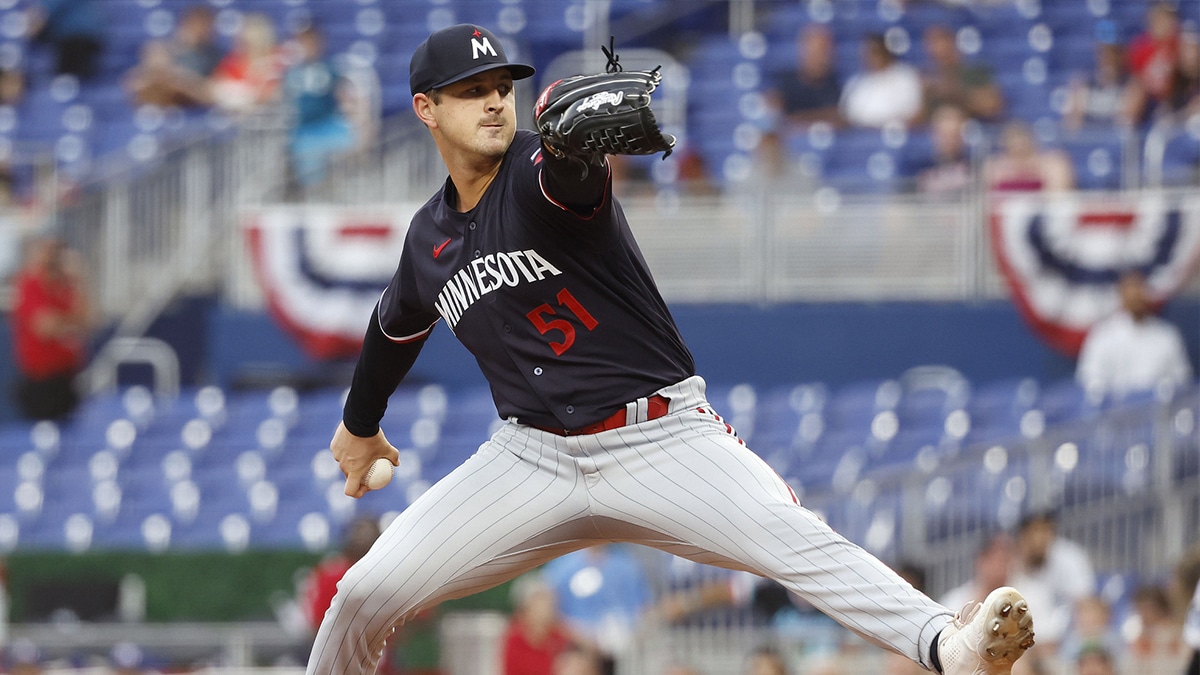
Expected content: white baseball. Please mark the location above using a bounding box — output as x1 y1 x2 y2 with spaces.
362 457 394 490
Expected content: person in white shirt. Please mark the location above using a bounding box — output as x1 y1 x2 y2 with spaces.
1010 511 1096 648
1076 270 1193 398
942 532 1021 615
840 34 923 128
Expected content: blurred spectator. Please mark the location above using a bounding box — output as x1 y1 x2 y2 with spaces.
766 24 842 129
25 0 104 81
983 121 1074 192
124 5 226 109
1064 22 1140 131
744 646 789 675
502 574 575 675
10 236 90 422
0 167 24 280
920 24 1004 122
905 104 974 194
1076 270 1193 398
124 39 213 108
173 5 224 79
552 646 603 675
1010 511 1096 650
1166 25 1200 117
1126 584 1187 668
1074 643 1116 675
840 34 922 128
805 657 848 675
644 551 758 626
300 515 382 632
674 148 718 196
759 24 841 179
0 66 24 106
542 545 652 675
1127 2 1182 111
210 13 284 114
1058 596 1123 666
941 531 1018 614
663 666 702 675
282 24 361 189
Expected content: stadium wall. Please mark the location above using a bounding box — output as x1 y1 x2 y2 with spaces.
3 299 1198 423
200 299 1200 391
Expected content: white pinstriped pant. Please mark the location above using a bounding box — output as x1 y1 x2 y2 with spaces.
306 376 953 674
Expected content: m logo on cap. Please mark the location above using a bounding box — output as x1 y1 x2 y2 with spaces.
471 36 497 59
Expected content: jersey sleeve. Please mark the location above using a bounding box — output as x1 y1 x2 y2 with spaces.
377 241 440 343
512 132 613 221
343 303 427 437
342 226 440 437
538 152 612 218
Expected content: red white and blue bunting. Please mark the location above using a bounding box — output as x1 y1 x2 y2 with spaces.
990 193 1200 356
243 205 417 359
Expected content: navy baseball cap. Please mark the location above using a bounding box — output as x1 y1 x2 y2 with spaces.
410 24 535 96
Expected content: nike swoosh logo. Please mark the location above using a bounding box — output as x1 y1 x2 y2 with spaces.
433 238 451 258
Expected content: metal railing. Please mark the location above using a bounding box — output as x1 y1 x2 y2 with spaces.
797 388 1200 600
27 104 1200 327
8 621 305 670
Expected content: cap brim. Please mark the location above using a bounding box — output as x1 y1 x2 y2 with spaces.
431 62 536 91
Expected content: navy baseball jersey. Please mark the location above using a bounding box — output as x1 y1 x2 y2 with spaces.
377 130 694 430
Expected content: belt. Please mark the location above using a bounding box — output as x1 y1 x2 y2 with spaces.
529 394 671 437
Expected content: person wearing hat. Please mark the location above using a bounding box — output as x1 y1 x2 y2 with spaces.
306 23 1035 675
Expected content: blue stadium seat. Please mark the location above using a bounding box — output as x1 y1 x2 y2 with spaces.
1038 378 1098 424
966 377 1040 441
1161 130 1200 187
824 379 898 434
1060 135 1123 190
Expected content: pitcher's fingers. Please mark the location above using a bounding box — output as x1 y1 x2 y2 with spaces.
344 472 367 498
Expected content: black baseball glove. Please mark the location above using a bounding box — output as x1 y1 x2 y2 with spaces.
534 40 675 167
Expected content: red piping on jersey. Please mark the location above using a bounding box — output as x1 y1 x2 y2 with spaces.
536 152 611 221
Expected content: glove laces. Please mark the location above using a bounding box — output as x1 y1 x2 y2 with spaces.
601 36 663 77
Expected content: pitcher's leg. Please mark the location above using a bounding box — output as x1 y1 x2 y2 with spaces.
587 413 952 669
307 429 597 675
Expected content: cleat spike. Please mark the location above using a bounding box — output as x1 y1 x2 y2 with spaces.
937 586 1035 674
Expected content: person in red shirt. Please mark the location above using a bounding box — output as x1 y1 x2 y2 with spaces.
11 236 90 421
1127 2 1181 108
302 516 382 632
209 12 284 114
503 574 577 675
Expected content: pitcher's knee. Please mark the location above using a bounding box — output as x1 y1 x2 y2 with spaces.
329 561 423 637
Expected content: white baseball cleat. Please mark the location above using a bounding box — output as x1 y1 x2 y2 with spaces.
937 586 1035 675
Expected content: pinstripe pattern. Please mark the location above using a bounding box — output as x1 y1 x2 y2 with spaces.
306 376 952 674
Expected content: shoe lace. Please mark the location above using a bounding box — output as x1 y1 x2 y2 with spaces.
954 601 982 629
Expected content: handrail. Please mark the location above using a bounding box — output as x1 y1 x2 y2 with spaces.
9 621 303 669
83 336 180 399
1141 115 1176 188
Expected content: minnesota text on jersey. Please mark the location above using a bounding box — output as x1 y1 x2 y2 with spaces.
433 248 562 331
